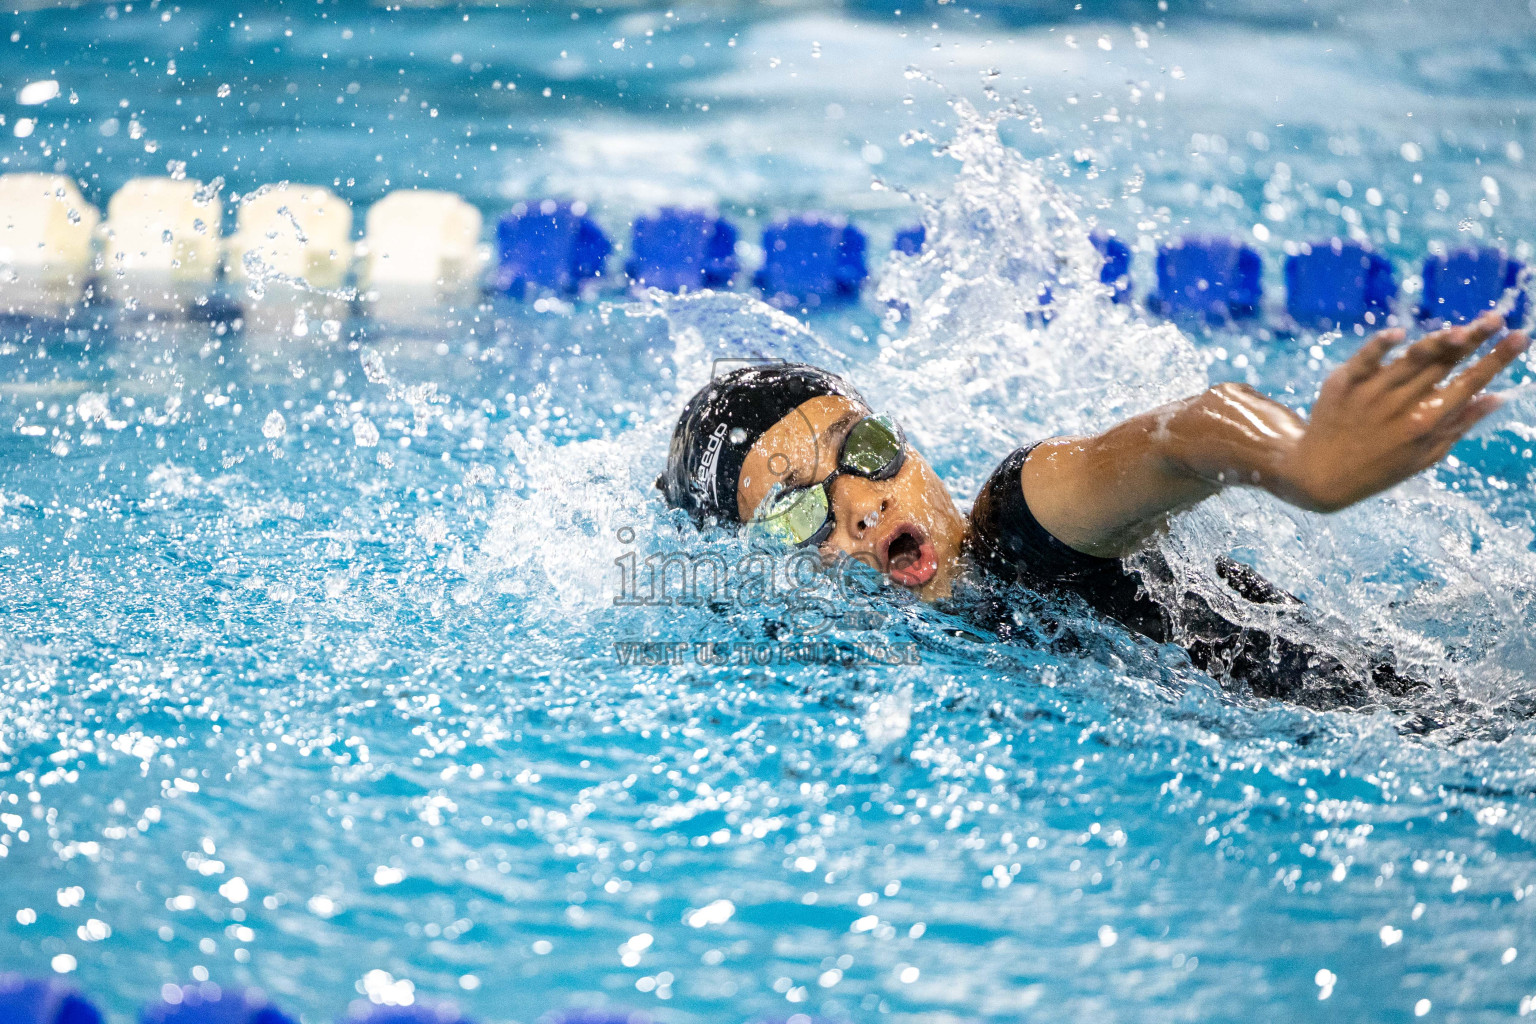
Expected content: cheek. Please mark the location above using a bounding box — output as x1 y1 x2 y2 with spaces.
897 461 957 522
818 539 857 567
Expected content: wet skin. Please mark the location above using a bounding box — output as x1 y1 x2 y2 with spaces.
735 393 970 601
1022 313 1528 557
734 314 1528 601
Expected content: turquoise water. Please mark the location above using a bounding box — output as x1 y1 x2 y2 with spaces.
5 2 1536 1022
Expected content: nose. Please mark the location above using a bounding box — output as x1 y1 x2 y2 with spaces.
828 474 890 554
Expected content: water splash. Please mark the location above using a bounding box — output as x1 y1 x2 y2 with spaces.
649 98 1536 726
873 98 1203 486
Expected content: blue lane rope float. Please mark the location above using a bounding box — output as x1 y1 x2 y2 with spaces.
0 975 105 1024
494 199 612 299
1091 231 1132 305
1419 246 1527 325
344 1003 476 1024
1284 238 1396 329
0 173 1531 330
1147 235 1264 324
1 977 686 1024
753 214 868 310
624 208 738 293
892 223 925 256
139 985 297 1024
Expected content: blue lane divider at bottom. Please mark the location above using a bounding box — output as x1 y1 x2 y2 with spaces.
0 976 104 1024
0 976 691 1024
347 1004 475 1024
140 986 296 1024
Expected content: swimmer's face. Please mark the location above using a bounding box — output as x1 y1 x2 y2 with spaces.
736 394 969 601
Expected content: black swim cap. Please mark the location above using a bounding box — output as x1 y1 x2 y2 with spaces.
660 362 865 525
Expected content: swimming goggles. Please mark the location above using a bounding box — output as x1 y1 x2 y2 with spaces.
746 413 907 549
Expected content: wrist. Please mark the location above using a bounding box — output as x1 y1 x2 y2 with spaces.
1266 448 1358 513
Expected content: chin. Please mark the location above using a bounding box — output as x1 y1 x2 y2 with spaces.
914 555 959 602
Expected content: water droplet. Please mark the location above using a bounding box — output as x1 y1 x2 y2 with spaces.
361 350 389 385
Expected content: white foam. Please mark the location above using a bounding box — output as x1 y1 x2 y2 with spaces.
0 173 101 317
99 176 222 313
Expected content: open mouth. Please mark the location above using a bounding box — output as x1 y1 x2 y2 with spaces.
883 524 938 589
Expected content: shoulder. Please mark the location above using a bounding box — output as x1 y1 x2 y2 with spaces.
968 444 1036 555
967 442 1121 586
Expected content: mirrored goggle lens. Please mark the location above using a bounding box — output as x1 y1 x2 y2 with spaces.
748 485 832 548
842 415 904 478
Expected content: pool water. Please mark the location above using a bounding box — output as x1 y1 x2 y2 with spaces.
5 2 1536 1022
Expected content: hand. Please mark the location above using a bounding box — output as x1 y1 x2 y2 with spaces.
1275 312 1529 513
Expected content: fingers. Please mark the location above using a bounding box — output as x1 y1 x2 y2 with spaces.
1423 392 1505 458
1380 312 1505 393
1409 393 1503 481
1434 329 1530 418
1336 327 1404 386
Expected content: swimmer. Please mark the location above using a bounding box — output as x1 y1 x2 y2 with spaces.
658 312 1529 712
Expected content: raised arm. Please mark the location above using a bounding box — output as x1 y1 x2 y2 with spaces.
1022 312 1529 558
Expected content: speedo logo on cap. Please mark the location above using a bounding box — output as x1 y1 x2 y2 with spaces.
691 422 732 500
